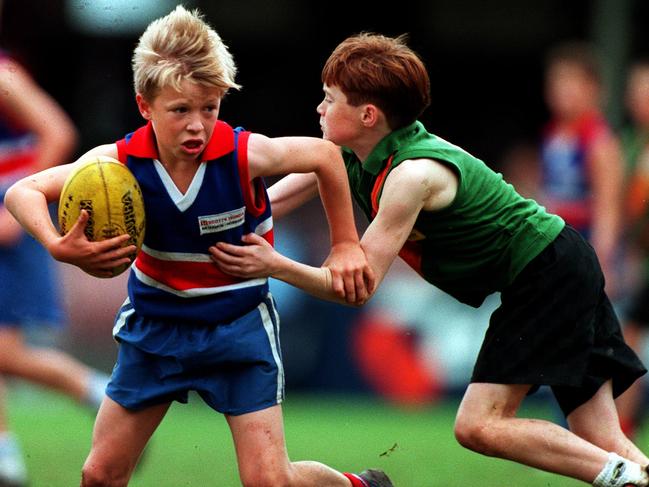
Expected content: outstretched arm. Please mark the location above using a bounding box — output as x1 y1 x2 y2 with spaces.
211 158 452 304
247 134 373 301
4 145 137 277
0 57 78 246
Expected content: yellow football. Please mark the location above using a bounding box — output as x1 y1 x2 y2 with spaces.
58 156 146 278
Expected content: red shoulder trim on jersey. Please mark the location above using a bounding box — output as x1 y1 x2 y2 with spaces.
237 131 267 217
115 139 128 164
370 154 395 218
120 120 235 161
202 120 235 161
120 122 158 158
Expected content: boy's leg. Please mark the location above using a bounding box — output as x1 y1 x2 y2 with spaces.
81 396 169 487
0 327 108 407
0 379 26 487
455 382 612 483
227 404 353 487
616 320 648 437
567 380 649 466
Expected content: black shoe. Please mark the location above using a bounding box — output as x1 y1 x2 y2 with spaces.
358 469 395 487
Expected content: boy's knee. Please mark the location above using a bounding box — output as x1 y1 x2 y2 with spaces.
81 460 130 487
454 413 497 456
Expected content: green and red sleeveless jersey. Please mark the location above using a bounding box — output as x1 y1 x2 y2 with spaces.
344 121 564 307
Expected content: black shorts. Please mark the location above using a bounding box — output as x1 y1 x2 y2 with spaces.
471 225 646 416
627 280 649 326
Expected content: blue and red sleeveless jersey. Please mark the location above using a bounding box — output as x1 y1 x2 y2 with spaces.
115 120 274 325
540 112 611 237
0 54 38 200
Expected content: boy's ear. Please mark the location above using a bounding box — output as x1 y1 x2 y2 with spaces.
361 104 380 127
136 93 152 120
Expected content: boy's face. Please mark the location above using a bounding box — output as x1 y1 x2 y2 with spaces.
136 80 222 163
544 61 599 121
317 84 364 146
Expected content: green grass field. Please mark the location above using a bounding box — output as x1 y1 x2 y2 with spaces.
7 385 631 486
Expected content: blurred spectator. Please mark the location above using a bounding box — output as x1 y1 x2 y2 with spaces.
498 140 541 201
0 52 108 486
539 41 624 297
615 59 649 438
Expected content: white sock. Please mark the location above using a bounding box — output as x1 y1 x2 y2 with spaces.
0 433 27 483
593 452 648 487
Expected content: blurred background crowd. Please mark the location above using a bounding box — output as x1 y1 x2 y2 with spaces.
3 0 649 422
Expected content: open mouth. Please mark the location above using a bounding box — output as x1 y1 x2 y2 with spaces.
182 139 204 152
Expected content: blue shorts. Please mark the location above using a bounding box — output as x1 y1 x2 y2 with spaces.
107 293 285 416
0 232 63 327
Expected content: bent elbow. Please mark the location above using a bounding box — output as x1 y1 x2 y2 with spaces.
3 182 18 210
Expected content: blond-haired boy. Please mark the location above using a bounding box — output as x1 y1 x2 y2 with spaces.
4 7 382 486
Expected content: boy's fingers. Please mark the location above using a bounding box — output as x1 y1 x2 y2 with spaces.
364 266 376 294
354 270 368 303
331 273 345 299
68 209 89 236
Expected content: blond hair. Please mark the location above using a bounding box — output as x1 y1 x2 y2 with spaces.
132 5 241 100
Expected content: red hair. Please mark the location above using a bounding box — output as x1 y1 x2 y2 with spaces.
322 33 431 129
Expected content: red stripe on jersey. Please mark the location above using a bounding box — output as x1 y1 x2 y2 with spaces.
135 229 274 291
135 251 245 291
399 240 423 276
260 227 274 246
370 154 395 217
236 131 267 217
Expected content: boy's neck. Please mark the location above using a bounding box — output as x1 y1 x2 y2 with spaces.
351 127 392 163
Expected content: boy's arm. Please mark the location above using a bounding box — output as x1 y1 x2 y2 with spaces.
247 134 373 301
211 158 448 304
0 58 78 173
3 144 136 277
0 58 78 246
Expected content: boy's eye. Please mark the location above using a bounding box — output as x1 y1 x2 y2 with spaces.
172 106 187 113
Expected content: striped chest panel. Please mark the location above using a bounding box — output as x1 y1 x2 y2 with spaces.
116 122 273 323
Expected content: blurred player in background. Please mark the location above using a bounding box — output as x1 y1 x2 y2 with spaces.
540 41 624 297
615 59 649 439
0 53 108 486
4 6 389 487
211 33 649 486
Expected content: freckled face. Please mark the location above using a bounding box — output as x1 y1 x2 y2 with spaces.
136 80 222 164
316 84 364 147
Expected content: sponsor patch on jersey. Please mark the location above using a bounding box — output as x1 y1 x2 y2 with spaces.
198 207 245 235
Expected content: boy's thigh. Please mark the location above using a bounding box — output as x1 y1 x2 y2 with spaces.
226 405 290 473
457 382 532 422
88 396 170 469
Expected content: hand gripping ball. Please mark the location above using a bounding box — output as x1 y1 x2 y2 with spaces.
58 156 145 277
